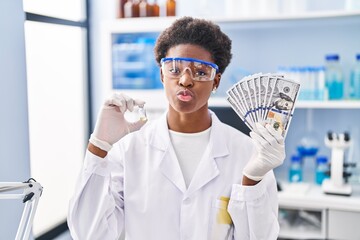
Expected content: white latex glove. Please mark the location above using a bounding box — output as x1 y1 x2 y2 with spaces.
243 122 286 181
89 93 147 152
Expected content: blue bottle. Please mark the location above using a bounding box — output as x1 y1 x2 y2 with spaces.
325 54 344 100
289 155 303 183
349 54 360 99
315 156 329 185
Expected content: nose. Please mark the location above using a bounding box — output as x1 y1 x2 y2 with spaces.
178 69 194 87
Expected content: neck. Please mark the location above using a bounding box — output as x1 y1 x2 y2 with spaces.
167 106 211 133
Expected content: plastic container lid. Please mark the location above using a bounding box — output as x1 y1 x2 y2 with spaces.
297 145 319 157
356 53 360 61
316 156 328 164
325 54 340 61
291 155 302 163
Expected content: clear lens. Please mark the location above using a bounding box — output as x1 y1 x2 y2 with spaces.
162 58 216 81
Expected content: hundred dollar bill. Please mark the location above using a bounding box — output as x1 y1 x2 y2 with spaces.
226 87 244 117
237 79 258 123
258 75 268 121
227 84 255 127
264 77 300 137
245 75 260 122
226 96 253 130
262 74 285 120
232 82 256 125
253 75 262 121
262 76 277 121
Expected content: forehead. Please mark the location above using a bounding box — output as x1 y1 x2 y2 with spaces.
166 44 213 63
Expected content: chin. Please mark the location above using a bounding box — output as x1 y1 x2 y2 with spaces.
171 102 208 114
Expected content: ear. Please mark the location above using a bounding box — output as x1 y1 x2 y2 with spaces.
160 68 165 84
213 73 221 89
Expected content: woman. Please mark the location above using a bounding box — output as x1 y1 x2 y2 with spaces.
68 17 285 240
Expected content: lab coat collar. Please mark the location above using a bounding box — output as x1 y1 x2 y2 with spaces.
149 110 230 195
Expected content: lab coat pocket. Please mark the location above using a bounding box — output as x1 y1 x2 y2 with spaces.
208 197 234 240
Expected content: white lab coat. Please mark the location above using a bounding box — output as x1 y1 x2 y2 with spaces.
68 111 279 240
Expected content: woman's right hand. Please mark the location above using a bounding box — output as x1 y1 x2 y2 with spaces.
89 93 147 152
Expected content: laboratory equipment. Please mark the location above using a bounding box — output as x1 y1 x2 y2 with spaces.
112 35 159 89
323 131 353 195
349 53 360 99
297 132 319 182
0 178 43 240
324 54 344 100
277 66 325 101
124 0 140 18
313 66 325 101
138 105 147 121
152 0 160 17
289 155 303 183
118 0 126 18
166 0 176 16
139 0 151 17
315 156 329 185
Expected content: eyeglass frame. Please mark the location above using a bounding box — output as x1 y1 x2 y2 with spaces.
160 57 219 82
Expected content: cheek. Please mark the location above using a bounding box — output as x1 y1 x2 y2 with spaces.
199 85 213 98
163 81 176 98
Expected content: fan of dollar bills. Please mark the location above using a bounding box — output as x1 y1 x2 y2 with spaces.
226 73 300 138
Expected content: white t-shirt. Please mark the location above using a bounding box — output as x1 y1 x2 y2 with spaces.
169 127 211 188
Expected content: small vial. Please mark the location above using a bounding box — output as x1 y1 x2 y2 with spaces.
289 155 303 183
138 106 147 121
315 156 329 185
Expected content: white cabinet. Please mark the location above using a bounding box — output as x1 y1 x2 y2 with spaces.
279 207 327 239
328 210 360 239
278 183 360 240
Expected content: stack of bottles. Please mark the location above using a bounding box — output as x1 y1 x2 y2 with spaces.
112 35 162 89
288 131 330 185
277 66 325 101
289 139 329 185
118 0 176 18
325 53 360 100
289 154 329 185
278 53 360 101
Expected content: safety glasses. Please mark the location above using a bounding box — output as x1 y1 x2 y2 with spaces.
160 57 219 82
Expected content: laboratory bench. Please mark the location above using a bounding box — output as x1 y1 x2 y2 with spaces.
278 182 360 240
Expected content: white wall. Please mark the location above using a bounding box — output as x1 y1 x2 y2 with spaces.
0 0 31 239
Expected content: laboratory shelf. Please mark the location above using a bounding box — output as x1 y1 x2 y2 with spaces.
296 100 360 109
214 10 360 23
208 97 360 109
103 10 360 32
278 183 360 212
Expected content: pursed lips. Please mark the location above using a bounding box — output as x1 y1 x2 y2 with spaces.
176 89 194 102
